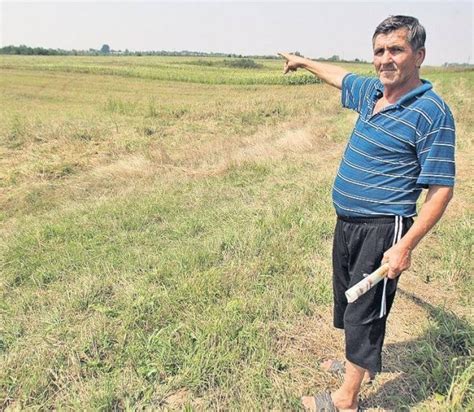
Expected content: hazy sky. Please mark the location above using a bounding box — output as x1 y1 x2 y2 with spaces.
1 0 473 65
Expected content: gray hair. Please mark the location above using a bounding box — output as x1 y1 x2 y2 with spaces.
373 15 426 51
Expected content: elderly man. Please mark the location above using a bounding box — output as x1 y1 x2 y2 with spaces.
280 15 455 411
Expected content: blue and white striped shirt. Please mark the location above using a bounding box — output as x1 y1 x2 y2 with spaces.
333 73 455 217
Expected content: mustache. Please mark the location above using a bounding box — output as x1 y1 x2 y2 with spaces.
379 65 396 71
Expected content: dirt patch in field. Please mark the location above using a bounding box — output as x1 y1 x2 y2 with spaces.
185 125 343 179
90 155 154 181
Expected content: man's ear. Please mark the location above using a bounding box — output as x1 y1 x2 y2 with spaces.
416 47 426 68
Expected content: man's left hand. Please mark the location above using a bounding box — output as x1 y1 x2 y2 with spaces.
382 244 412 279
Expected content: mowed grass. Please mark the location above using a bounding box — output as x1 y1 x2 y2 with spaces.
0 56 473 409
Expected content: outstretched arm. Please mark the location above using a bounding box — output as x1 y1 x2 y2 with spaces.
278 52 349 89
382 185 454 279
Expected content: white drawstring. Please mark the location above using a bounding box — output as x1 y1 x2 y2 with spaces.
380 216 403 318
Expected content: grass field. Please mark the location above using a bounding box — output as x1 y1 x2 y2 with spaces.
0 56 473 410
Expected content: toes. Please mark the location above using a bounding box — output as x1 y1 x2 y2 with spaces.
301 396 316 411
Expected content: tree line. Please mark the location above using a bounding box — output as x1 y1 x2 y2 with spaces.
0 44 282 59
1 45 374 63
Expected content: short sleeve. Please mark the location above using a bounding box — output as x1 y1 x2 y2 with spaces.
341 73 378 113
415 107 456 188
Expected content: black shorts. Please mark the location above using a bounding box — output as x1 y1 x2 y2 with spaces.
332 214 413 372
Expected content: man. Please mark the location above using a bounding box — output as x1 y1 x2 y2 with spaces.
279 15 455 411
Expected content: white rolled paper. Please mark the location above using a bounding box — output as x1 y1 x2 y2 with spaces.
345 264 389 303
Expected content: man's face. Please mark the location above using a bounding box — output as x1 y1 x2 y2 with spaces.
373 28 425 90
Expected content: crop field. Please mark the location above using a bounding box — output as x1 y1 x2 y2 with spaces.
0 55 472 410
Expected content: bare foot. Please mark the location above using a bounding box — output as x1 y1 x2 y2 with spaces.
301 396 317 411
331 389 359 411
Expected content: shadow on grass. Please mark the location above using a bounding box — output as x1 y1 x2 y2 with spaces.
363 289 473 410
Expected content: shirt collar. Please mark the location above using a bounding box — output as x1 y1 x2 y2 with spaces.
374 79 433 106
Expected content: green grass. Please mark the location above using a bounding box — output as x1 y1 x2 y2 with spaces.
0 55 327 85
0 56 472 409
1 160 334 408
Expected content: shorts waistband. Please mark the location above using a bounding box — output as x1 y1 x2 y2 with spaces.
337 215 398 224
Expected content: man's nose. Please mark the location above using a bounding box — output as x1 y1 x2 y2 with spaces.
381 50 393 65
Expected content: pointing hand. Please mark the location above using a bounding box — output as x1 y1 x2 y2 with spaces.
278 52 301 74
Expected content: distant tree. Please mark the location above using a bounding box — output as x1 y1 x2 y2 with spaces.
100 44 111 54
223 58 262 69
328 55 340 62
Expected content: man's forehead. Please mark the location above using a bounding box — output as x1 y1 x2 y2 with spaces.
373 28 410 48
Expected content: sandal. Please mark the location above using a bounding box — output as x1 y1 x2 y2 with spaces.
313 392 338 411
321 359 345 377
321 359 375 384
303 392 364 411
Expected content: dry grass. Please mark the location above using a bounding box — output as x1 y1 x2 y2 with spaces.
0 57 472 410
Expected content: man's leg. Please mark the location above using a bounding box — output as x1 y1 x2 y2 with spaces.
302 217 411 410
329 217 407 409
302 219 366 411
331 360 365 411
329 218 366 411
301 360 364 411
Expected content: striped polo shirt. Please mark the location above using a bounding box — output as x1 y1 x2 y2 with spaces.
332 73 456 217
